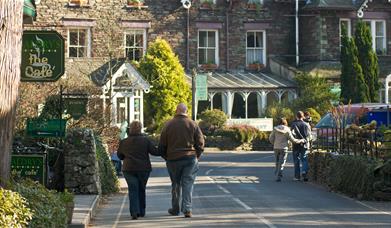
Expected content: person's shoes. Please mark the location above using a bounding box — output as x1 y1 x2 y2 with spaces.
168 208 179 216
137 213 145 218
131 214 138 220
302 173 309 182
184 211 192 218
276 176 281 182
293 177 300 181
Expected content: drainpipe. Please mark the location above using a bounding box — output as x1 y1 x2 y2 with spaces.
226 0 232 71
295 0 299 66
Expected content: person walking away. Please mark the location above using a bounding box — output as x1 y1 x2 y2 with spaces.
269 118 305 182
159 103 205 218
291 111 312 181
117 121 160 220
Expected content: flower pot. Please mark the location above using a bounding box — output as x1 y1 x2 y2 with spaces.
66 201 75 224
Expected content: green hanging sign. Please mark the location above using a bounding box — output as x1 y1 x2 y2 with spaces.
196 74 208 101
65 98 88 120
21 31 65 82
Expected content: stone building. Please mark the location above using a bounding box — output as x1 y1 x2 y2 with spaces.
24 0 391 125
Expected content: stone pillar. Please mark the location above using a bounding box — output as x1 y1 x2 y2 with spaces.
64 129 101 194
257 91 267 116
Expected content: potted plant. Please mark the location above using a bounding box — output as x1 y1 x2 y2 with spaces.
200 0 215 9
247 61 264 71
60 190 75 224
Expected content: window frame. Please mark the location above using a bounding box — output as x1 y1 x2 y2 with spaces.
123 29 147 61
67 27 91 58
363 19 387 55
245 30 266 66
197 29 219 66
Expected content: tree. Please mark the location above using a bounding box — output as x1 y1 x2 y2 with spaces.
354 20 380 102
293 72 337 115
0 0 24 187
139 38 191 132
340 25 369 104
340 24 354 103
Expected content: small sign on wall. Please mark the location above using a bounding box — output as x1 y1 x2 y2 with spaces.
11 154 46 185
227 118 274 131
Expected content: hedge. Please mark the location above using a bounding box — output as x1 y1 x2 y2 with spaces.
11 179 67 227
95 136 120 194
0 188 32 228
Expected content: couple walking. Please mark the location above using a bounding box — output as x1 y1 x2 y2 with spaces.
269 111 312 182
117 103 204 220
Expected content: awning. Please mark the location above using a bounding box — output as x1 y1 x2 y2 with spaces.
23 0 36 18
186 72 296 90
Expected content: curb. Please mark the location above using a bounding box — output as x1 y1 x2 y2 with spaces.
68 194 100 228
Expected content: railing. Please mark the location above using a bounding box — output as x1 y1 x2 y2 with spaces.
312 127 390 160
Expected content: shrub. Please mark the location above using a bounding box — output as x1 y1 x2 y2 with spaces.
305 107 321 124
199 109 227 135
328 155 377 199
11 179 67 227
216 125 260 144
265 103 294 125
0 188 32 228
95 136 120 194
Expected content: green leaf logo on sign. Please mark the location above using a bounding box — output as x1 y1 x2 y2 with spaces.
21 31 65 82
196 74 208 101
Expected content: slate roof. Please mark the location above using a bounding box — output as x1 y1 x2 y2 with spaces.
185 72 296 90
90 58 126 86
303 0 365 10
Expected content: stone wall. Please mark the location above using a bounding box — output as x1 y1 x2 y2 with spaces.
64 128 101 194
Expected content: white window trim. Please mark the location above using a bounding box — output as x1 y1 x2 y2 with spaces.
123 29 147 61
197 29 219 66
246 30 266 66
339 18 351 38
67 27 91 58
363 19 387 54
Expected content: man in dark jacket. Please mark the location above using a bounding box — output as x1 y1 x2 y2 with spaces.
291 111 312 181
159 103 204 218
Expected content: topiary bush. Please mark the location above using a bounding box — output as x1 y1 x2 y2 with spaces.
0 188 32 228
11 179 67 227
199 109 227 135
305 107 321 125
95 136 120 194
216 125 260 144
265 103 294 126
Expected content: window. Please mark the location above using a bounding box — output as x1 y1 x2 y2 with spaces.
246 31 266 65
124 30 146 61
364 20 387 55
117 97 126 124
198 30 218 65
68 28 90 58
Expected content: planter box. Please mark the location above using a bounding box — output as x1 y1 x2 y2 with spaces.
200 64 217 71
247 63 264 71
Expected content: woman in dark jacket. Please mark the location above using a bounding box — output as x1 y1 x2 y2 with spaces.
117 121 159 220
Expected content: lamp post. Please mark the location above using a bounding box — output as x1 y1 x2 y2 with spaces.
192 68 197 121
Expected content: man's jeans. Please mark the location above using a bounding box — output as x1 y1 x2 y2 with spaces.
123 171 150 216
292 147 309 179
166 157 199 213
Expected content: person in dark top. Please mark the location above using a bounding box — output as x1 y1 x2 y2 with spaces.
117 121 160 220
291 111 312 181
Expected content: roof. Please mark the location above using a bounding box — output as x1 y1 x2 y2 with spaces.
299 57 391 79
90 58 126 86
185 72 296 90
303 0 364 10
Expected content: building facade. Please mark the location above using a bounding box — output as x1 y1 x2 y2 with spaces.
24 0 391 125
